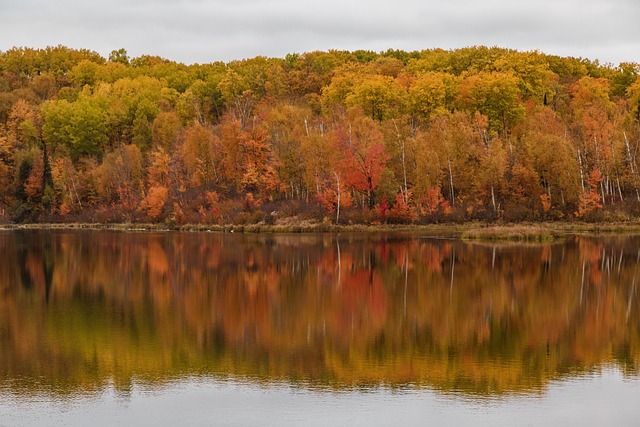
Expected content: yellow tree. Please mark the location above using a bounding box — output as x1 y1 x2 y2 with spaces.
421 112 505 218
456 71 525 137
7 99 38 147
151 111 181 150
300 118 340 202
93 145 143 210
406 72 458 125
181 122 219 187
493 50 559 103
218 69 254 129
344 74 405 121
518 103 581 215
261 101 310 200
51 157 82 215
570 77 618 204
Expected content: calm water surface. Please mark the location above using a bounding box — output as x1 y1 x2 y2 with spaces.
0 230 639 425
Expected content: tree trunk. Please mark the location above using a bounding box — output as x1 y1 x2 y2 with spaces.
448 157 455 208
577 148 585 192
334 172 341 225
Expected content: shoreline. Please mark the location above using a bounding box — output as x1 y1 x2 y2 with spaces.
1 221 640 240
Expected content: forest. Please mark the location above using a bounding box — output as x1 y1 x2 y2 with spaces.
1 45 640 225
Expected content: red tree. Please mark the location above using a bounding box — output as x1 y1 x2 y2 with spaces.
335 110 388 208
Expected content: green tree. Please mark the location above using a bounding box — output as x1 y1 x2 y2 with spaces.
41 97 109 161
109 48 130 66
457 71 525 136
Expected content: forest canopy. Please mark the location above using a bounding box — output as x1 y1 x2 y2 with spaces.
1 45 639 224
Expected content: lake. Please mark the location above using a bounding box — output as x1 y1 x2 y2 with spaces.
0 230 638 426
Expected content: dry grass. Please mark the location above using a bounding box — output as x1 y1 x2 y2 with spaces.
460 225 558 242
3 220 640 238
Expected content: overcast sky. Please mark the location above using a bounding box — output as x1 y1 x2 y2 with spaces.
1 0 638 65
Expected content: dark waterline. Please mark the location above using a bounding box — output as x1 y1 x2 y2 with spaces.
0 230 639 425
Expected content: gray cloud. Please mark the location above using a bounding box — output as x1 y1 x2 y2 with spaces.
0 0 638 64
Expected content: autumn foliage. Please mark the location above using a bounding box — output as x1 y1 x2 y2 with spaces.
576 169 604 219
0 45 639 223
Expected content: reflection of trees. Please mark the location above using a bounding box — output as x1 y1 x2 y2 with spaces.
0 231 638 396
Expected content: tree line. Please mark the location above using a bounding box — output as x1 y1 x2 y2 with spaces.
1 45 640 224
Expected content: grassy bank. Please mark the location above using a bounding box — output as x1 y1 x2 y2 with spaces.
0 221 466 235
2 220 640 240
460 225 558 242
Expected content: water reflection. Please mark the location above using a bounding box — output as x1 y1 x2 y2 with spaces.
0 230 638 397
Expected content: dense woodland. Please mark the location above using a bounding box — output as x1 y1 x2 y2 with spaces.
1 45 640 224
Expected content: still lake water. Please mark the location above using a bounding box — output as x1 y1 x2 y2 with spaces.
0 230 639 426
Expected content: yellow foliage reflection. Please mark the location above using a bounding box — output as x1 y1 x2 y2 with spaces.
0 231 638 397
